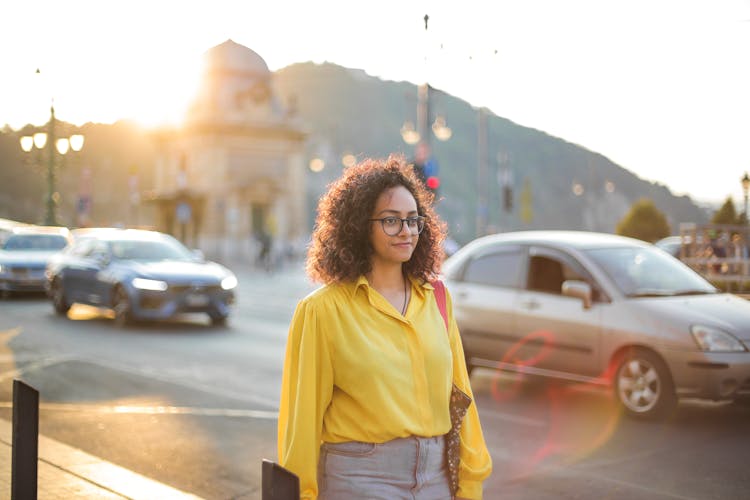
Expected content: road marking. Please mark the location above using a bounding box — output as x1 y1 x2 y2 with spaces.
0 353 281 409
0 354 78 382
0 401 277 419
82 356 281 409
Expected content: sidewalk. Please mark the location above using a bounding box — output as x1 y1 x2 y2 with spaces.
0 418 202 499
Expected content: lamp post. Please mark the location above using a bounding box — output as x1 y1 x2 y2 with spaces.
741 172 750 225
19 104 84 226
400 84 453 148
400 15 452 191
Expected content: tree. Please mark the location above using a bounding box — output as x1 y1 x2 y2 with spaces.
711 196 740 225
616 198 671 242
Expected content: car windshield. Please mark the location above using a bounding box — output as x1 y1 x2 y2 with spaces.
585 246 718 297
2 234 68 251
109 238 195 261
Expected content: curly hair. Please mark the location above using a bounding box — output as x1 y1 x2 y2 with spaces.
306 154 446 284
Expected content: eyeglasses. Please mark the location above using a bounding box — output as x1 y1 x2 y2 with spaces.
369 216 426 236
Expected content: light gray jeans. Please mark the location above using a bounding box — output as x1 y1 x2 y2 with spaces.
318 435 451 500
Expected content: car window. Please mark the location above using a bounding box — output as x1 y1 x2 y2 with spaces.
586 246 717 297
462 249 524 288
527 256 567 294
109 239 194 261
527 247 609 302
88 241 110 259
68 239 95 256
3 234 68 251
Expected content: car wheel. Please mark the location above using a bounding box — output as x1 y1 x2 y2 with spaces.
209 313 228 327
614 348 676 419
112 286 132 327
51 279 71 315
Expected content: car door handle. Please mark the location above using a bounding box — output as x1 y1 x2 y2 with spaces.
521 300 541 310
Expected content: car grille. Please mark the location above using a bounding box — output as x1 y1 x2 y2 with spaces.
140 296 166 309
169 284 222 294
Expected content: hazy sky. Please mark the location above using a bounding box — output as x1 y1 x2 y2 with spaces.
2 0 750 205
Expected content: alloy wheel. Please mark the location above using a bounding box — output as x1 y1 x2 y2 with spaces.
615 349 676 419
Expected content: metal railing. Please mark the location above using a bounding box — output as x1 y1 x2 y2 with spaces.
678 223 750 292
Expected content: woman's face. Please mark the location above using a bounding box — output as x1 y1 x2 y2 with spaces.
369 185 419 268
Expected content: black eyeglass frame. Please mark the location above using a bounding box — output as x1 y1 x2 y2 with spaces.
368 216 426 236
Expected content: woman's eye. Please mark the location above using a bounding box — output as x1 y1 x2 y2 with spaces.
383 217 399 226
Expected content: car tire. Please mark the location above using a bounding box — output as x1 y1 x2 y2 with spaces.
209 313 228 327
112 286 132 327
614 348 677 419
51 278 71 315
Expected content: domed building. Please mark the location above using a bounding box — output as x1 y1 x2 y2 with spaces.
150 39 307 263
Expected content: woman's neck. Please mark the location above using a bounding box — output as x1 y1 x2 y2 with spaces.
367 263 405 292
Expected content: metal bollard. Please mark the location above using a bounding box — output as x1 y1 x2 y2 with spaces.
12 379 39 500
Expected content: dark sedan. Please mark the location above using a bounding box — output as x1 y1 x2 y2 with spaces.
46 229 237 326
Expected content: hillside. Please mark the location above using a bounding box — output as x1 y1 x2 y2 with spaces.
273 62 708 244
0 61 708 244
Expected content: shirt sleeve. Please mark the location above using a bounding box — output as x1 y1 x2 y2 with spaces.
278 297 334 500
445 287 493 499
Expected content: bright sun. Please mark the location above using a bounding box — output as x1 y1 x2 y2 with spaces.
6 33 205 130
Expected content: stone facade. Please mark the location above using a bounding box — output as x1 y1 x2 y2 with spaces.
150 40 307 264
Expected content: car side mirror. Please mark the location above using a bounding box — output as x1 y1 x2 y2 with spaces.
562 280 592 309
93 253 110 267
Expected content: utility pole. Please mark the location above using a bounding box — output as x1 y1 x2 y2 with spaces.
476 107 488 237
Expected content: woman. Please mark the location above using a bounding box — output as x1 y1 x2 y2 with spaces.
278 155 492 499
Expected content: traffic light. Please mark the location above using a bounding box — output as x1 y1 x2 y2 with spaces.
423 158 439 195
411 157 440 195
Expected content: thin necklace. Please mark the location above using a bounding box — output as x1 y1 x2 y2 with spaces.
401 276 409 315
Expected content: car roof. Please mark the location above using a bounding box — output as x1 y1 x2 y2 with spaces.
460 230 651 253
10 225 71 237
75 228 172 242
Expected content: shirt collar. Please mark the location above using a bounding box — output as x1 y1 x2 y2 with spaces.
353 275 433 297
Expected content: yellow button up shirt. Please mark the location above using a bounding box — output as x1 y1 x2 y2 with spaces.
278 276 492 499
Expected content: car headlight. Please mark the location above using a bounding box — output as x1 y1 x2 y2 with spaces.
132 278 168 291
221 275 238 290
691 325 747 352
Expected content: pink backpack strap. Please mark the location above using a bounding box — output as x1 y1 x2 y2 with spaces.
432 279 449 332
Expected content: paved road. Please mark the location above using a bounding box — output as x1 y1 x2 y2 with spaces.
2 261 750 499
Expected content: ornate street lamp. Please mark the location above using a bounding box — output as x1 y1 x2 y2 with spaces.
400 84 452 147
400 16 451 149
19 105 84 226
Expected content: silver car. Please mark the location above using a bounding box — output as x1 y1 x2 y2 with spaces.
443 230 750 418
0 226 73 296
